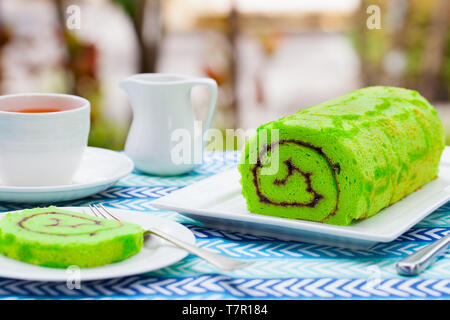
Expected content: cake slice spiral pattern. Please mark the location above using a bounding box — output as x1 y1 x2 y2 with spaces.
0 207 143 268
238 86 445 225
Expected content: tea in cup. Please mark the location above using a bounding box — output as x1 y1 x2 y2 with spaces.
0 93 90 186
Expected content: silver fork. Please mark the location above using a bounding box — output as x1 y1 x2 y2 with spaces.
88 204 254 271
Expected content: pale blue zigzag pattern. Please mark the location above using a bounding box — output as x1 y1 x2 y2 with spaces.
149 255 450 280
0 293 232 300
117 150 240 187
0 186 183 212
430 200 450 213
415 210 450 227
192 237 449 260
116 173 207 188
0 275 448 299
189 224 450 243
90 186 184 199
0 198 164 213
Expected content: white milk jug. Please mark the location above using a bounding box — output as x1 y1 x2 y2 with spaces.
120 73 218 176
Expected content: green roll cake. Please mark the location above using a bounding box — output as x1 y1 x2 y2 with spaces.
238 86 445 225
0 207 143 268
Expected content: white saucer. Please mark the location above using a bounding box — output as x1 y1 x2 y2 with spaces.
0 147 134 203
0 207 195 281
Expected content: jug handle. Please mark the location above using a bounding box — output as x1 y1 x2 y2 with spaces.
188 78 218 146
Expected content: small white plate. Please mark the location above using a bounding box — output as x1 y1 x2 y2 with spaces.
0 147 133 203
0 207 195 281
152 147 450 250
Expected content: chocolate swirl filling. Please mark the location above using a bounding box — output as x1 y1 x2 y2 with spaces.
251 139 340 222
17 212 123 236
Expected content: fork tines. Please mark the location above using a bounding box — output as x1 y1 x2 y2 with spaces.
89 204 120 221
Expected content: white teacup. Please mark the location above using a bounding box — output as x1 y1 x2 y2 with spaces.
0 93 90 187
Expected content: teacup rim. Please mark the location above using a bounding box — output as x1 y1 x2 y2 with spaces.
0 93 90 115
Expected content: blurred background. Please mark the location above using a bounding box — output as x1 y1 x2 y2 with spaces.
0 0 449 149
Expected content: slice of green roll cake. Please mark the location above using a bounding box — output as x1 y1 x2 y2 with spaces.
238 86 445 225
0 206 144 268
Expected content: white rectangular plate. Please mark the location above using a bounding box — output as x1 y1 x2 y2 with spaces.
152 148 450 249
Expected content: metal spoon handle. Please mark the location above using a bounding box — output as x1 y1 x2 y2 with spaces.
396 233 450 276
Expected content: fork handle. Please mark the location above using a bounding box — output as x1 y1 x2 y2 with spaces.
144 227 249 271
396 233 450 276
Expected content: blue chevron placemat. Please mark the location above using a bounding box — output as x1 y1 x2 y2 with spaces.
0 151 448 300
